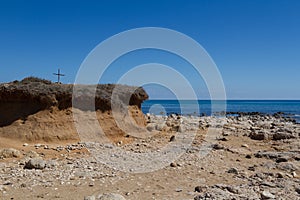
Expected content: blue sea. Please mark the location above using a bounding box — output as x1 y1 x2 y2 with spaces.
141 100 300 123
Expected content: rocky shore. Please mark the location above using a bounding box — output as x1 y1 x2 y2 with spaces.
0 112 299 199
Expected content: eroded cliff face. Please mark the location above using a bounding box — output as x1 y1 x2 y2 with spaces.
0 77 148 142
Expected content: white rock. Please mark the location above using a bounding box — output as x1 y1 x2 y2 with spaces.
261 190 275 199
84 196 95 200
97 193 126 200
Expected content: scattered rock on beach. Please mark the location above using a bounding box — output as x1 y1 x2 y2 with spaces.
84 196 96 200
146 123 156 132
249 130 270 140
273 132 296 140
97 193 126 200
261 190 275 199
24 158 46 169
194 186 203 193
227 167 238 174
0 148 21 158
169 135 175 142
170 162 177 167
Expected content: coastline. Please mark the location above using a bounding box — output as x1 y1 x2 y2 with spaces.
142 99 300 123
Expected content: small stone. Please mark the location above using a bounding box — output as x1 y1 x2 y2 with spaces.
276 157 288 163
276 172 284 178
250 131 269 140
146 124 156 132
23 143 29 147
245 154 252 159
156 124 165 131
194 186 203 193
84 196 96 200
212 143 224 150
248 166 255 171
219 137 228 141
292 171 298 178
227 167 238 174
89 182 94 187
169 135 175 142
286 173 293 178
226 186 239 194
261 190 275 199
98 193 126 200
194 195 202 200
241 144 249 148
20 183 27 188
25 150 39 158
178 126 185 133
175 188 182 192
170 162 177 167
273 132 295 140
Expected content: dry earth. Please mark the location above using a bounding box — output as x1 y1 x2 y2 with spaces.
1 113 299 200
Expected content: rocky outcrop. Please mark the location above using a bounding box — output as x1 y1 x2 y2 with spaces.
0 77 148 127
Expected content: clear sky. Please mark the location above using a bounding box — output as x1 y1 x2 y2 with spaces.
0 0 299 99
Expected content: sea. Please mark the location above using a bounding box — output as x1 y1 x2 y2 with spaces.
141 100 300 123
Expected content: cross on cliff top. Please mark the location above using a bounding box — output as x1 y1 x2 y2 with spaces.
53 69 65 83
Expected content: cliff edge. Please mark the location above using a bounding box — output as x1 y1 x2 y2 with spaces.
0 77 148 142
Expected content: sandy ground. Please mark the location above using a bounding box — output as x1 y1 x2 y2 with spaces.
0 110 300 199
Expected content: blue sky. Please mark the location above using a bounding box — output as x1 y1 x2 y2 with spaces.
0 0 299 99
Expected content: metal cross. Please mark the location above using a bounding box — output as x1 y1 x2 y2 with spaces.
53 69 65 83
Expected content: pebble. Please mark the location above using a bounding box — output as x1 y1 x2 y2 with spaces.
84 196 95 200
276 172 284 178
212 144 225 150
227 167 238 174
194 186 203 193
261 190 275 199
245 154 252 159
276 157 288 163
169 135 175 142
170 162 177 167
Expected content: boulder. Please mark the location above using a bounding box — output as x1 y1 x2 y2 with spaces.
24 158 46 169
249 130 271 140
273 132 296 140
0 148 21 158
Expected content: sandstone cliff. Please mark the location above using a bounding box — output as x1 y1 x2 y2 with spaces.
0 77 148 142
